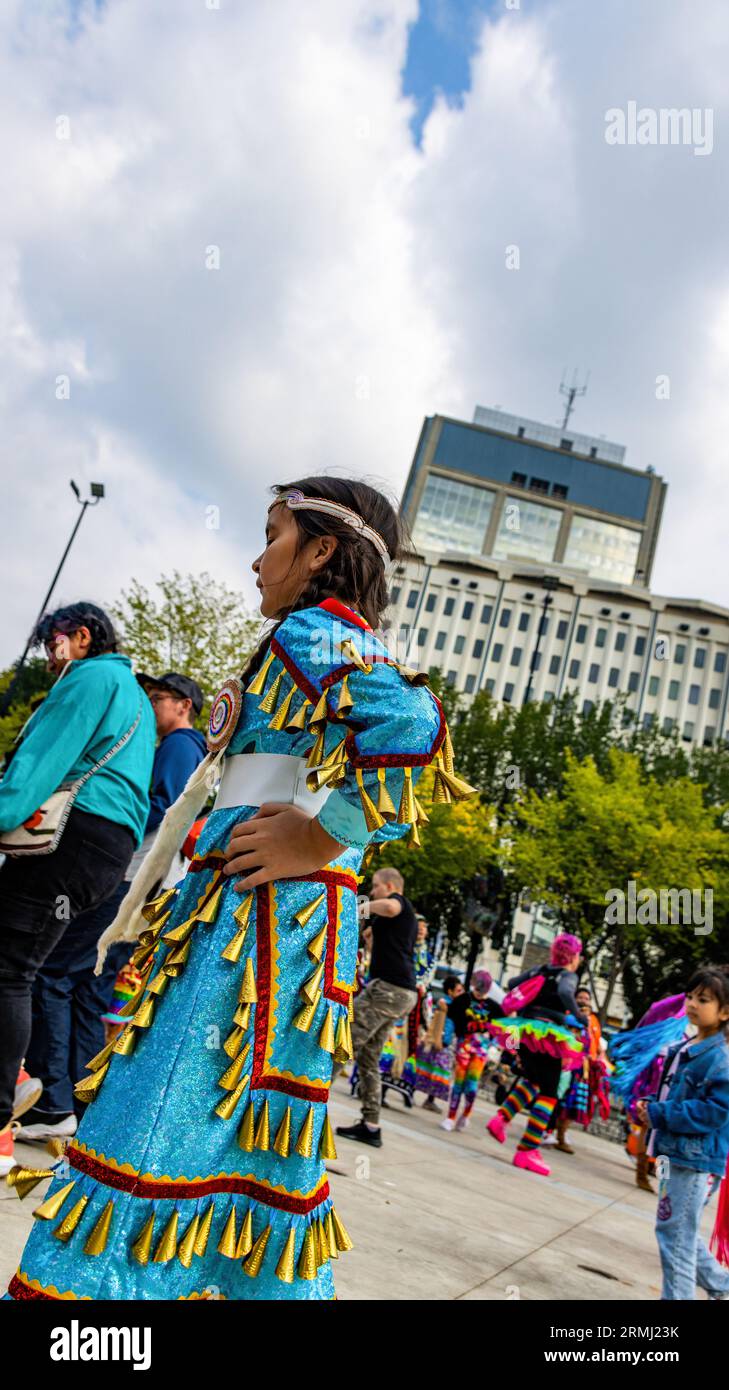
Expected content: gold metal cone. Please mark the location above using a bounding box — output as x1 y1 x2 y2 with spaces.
162 939 191 976
7 1164 55 1199
194 1202 214 1257
235 1206 254 1258
214 1075 250 1119
348 991 355 1022
111 1025 137 1057
83 1198 114 1256
356 770 385 832
238 958 258 1004
273 1107 291 1157
153 1209 180 1263
293 995 320 1032
334 1013 353 1063
376 768 397 820
275 1227 296 1283
53 1195 88 1242
146 969 170 997
45 1138 68 1160
307 924 327 962
237 1102 256 1152
316 1218 330 1268
338 637 372 674
326 1209 339 1259
131 995 155 1029
398 766 417 824
306 726 327 769
243 1225 271 1278
407 820 421 849
233 1002 252 1028
414 795 430 825
294 1108 314 1158
258 669 283 715
431 768 452 805
161 915 197 946
301 961 325 1004
294 890 326 929
84 1039 116 1073
253 1100 270 1151
245 648 275 697
223 1024 244 1059
286 697 311 731
336 674 354 715
233 892 254 930
74 1060 110 1100
331 1208 353 1252
32 1180 76 1221
216 1205 238 1258
196 880 226 925
319 1112 338 1160
218 1043 251 1090
442 727 455 775
115 987 146 1019
131 1211 156 1265
298 1225 318 1280
308 690 329 729
438 768 476 800
268 683 295 730
306 759 346 793
177 1213 200 1269
130 942 154 971
138 913 172 947
141 887 178 924
318 1008 336 1054
221 926 247 963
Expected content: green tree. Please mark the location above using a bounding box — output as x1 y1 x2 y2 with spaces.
0 658 54 758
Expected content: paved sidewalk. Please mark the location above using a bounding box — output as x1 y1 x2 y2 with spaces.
0 1080 718 1301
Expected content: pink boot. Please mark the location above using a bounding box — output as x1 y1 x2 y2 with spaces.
487 1112 508 1144
513 1147 551 1176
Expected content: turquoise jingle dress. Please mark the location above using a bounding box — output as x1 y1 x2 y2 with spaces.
7 598 471 1302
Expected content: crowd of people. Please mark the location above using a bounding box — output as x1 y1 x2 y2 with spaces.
0 475 728 1304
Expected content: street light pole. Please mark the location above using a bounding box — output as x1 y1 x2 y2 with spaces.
0 480 105 717
522 575 559 707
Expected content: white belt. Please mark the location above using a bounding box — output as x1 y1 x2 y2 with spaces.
212 753 332 815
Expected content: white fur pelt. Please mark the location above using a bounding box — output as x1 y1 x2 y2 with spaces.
94 748 223 973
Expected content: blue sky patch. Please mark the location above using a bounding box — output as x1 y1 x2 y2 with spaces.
402 0 496 145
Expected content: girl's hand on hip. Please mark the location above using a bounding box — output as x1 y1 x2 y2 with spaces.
224 803 344 889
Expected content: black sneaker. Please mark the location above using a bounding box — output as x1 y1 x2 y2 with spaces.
335 1120 382 1148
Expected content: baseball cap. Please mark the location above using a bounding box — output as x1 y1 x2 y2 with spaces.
137 671 204 715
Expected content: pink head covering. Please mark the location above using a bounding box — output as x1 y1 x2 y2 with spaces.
550 933 582 967
471 969 493 996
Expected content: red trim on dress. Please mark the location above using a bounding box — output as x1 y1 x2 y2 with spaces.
65 1146 329 1213
317 598 372 631
323 880 350 1006
343 695 447 768
270 637 322 707
7 1273 59 1301
251 884 329 1103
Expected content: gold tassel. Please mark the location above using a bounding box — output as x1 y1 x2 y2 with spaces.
238 957 258 1004
306 725 327 769
196 880 226 926
338 638 372 673
336 673 354 715
131 995 155 1029
32 1180 76 1221
301 961 325 1004
407 819 421 849
83 1039 115 1073
442 727 455 775
268 683 296 730
161 915 197 946
177 1213 200 1269
258 669 283 715
131 1211 156 1265
319 1112 338 1160
334 1013 353 1063
130 942 154 971
53 1195 88 1242
316 1218 330 1268
223 1024 245 1059
325 1209 339 1259
214 1076 250 1119
218 1043 251 1090
308 690 329 728
415 795 430 825
377 768 397 820
398 766 417 825
114 986 146 1019
273 1107 292 1157
162 939 191 977
140 887 178 924
145 969 170 998
286 697 311 731
318 1008 336 1054
331 1208 354 1252
233 892 254 930
348 991 355 1022
235 1206 254 1258
216 1205 238 1258
307 924 327 962
243 1226 271 1277
83 1199 115 1256
432 766 452 805
221 926 247 963
137 914 172 949
74 1061 111 1102
245 647 275 697
233 1001 252 1029
295 890 326 929
194 1202 214 1257
254 1100 270 1151
356 769 385 832
437 765 477 801
293 996 318 1032
298 1224 318 1280
153 1209 180 1263
275 1227 296 1283
294 1108 314 1159
5 1164 54 1200
111 1025 137 1057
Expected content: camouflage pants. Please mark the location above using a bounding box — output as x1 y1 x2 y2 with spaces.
351 978 418 1125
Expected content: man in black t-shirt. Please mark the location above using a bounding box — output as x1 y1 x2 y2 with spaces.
336 866 418 1148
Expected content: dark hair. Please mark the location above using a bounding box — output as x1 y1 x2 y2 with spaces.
34 602 118 659
686 965 729 1027
443 975 461 994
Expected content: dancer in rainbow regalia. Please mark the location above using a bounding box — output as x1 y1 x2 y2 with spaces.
6 478 473 1302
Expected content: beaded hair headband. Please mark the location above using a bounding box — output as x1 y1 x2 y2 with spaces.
273 489 391 564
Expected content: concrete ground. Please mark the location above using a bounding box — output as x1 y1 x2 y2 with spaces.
0 1080 718 1301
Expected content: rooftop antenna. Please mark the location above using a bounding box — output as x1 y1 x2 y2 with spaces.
559 368 590 430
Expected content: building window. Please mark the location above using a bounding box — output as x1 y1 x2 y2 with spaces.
668 680 680 700
518 612 530 632
615 631 626 652
481 604 492 624
411 474 495 556
391 586 401 604
634 636 646 656
608 668 619 688
434 632 446 651
643 713 654 729
492 643 503 662
492 494 561 565
446 670 457 686
473 639 484 660
714 652 726 673
588 663 600 683
557 620 568 640
543 690 555 703
675 644 686 664
511 472 527 488
682 720 694 741
595 628 607 648
462 601 473 620
425 593 436 612
532 651 542 671
500 609 512 627
454 635 465 655
694 648 706 669
503 683 515 702
569 659 580 679
648 676 660 696
511 648 522 667
663 716 674 733
485 678 495 694
582 699 594 715
703 726 716 745
563 514 641 585
688 685 700 705
465 674 476 694
417 628 427 647
552 483 568 499
537 615 549 638
443 597 454 616
628 672 640 693
549 655 560 675
406 589 419 609
529 477 550 494
576 624 587 643
709 688 721 710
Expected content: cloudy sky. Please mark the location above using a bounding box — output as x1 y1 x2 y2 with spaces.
2 0 727 666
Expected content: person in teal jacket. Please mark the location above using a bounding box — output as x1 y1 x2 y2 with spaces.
0 602 155 1133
